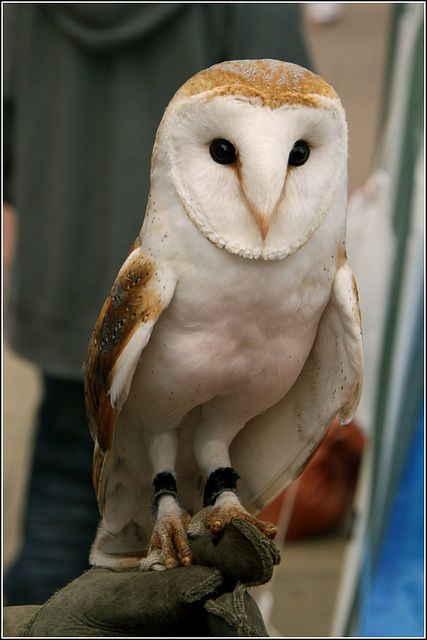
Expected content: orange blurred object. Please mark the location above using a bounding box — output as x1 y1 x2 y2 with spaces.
258 419 366 540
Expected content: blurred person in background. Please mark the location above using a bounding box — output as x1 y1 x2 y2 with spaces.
3 3 312 605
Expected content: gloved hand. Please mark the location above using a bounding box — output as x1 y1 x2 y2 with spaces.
3 516 280 637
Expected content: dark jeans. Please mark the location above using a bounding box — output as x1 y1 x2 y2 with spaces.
4 375 100 605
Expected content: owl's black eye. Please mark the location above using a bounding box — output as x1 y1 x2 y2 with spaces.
288 140 310 167
209 138 237 165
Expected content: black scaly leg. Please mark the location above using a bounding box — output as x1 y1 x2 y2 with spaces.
203 466 241 507
150 471 179 519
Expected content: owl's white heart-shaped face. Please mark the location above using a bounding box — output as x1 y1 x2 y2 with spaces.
153 60 348 260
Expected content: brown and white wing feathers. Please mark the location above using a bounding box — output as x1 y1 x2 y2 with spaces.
83 239 177 506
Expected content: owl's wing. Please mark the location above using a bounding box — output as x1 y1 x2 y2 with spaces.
83 239 177 508
230 258 363 514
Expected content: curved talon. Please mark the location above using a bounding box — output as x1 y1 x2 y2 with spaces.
211 518 225 536
173 526 193 565
204 504 277 541
165 556 178 570
242 514 278 540
263 523 278 540
148 509 193 569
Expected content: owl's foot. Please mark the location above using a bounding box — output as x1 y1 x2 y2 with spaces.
204 491 277 540
141 495 193 570
202 467 277 540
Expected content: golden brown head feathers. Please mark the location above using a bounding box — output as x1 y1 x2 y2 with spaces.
173 59 339 110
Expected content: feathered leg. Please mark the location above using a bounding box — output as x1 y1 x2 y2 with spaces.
202 467 277 539
194 408 277 540
141 429 192 570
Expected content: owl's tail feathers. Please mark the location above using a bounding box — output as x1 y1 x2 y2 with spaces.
89 519 150 569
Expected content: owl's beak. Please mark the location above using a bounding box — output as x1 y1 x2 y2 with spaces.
253 212 271 241
244 197 279 242
238 156 285 243
240 189 278 242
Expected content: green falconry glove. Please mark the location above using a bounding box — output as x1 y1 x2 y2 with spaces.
3 516 280 637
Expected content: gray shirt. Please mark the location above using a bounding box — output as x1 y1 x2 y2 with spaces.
4 3 312 379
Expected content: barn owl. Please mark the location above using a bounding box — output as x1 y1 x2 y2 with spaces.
83 59 363 571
